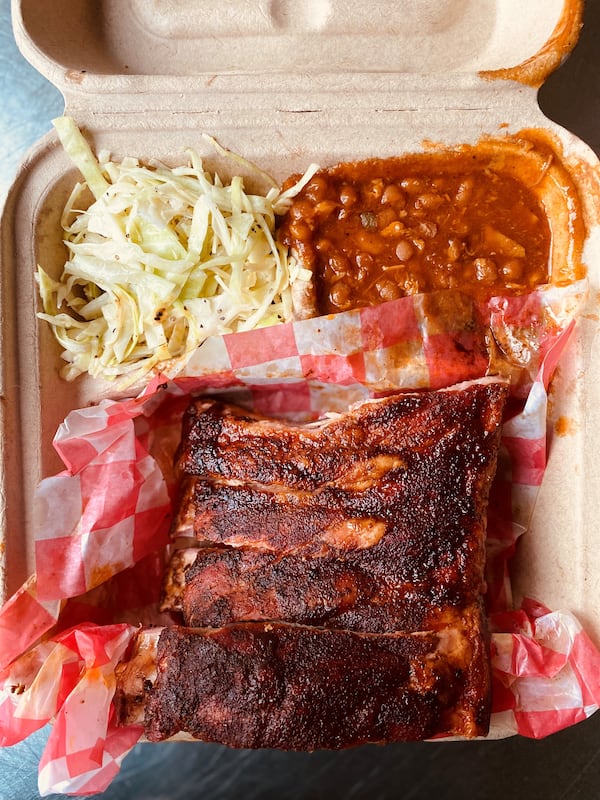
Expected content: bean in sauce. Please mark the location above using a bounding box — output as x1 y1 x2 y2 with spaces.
279 153 552 314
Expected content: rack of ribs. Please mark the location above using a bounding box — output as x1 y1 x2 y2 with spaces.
116 376 508 745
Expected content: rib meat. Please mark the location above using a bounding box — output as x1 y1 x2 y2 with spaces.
166 378 507 636
122 377 508 745
174 379 506 492
178 544 481 633
115 618 490 746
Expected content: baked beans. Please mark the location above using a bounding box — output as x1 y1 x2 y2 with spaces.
279 152 552 314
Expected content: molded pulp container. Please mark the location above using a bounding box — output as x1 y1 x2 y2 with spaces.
1 0 600 688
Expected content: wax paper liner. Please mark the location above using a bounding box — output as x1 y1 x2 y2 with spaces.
1 282 598 796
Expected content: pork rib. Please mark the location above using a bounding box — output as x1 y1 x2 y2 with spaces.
177 544 481 633
166 378 507 636
125 377 508 746
115 618 490 746
173 378 507 491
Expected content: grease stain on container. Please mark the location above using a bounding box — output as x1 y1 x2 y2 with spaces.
554 414 579 436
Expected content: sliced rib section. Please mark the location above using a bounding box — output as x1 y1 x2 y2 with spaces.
166 378 508 637
174 379 506 492
115 618 490 746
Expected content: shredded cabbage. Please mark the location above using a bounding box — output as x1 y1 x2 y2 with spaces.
37 116 318 384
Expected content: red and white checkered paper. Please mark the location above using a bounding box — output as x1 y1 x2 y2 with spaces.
2 281 600 797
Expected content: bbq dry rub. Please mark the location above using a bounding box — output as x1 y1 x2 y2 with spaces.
173 379 506 492
116 617 490 747
116 377 509 744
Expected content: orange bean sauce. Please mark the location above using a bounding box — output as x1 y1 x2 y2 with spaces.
279 152 552 314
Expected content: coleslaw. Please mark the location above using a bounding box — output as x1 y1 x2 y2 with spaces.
37 117 318 384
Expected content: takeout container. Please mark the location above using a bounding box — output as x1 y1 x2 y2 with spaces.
1 0 600 693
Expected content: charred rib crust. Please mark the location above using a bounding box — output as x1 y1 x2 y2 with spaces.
144 621 490 747
124 378 508 746
175 381 506 491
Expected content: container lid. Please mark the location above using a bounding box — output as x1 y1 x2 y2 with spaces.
13 0 583 111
